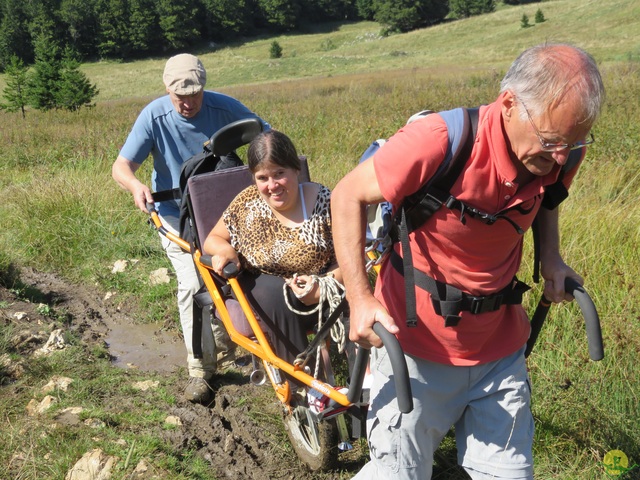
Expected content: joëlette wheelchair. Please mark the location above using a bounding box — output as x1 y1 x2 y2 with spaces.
147 118 413 471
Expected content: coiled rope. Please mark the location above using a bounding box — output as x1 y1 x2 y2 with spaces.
283 274 347 378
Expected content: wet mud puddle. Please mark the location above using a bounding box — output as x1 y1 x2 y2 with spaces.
104 317 184 373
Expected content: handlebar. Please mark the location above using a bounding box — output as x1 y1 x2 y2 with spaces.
526 277 604 361
347 323 413 413
222 262 239 278
565 277 604 361
146 203 191 253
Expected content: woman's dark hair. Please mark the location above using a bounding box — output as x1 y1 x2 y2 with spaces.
247 130 301 173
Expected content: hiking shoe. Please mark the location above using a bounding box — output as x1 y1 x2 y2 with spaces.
217 348 238 370
184 376 213 404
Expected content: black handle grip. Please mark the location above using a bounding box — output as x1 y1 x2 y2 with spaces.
526 278 604 361
347 323 413 413
222 262 239 278
565 277 604 361
347 347 370 405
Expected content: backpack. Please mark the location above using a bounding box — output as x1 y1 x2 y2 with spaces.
361 107 581 327
151 118 263 248
150 118 264 360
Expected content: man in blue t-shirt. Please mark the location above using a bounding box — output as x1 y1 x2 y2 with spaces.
112 53 270 403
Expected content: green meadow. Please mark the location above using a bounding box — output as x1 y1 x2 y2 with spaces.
1 0 639 478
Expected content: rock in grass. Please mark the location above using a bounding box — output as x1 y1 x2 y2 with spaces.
65 448 118 480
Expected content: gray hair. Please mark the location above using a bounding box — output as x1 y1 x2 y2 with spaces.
500 43 605 125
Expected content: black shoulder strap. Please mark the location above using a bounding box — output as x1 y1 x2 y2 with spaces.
396 107 479 327
531 148 583 283
540 149 582 210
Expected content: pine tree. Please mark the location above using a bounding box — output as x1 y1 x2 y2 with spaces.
95 0 132 59
0 55 29 118
155 0 200 51
256 0 300 31
0 0 33 69
54 48 99 111
27 34 61 111
269 40 283 59
373 0 449 35
450 0 495 19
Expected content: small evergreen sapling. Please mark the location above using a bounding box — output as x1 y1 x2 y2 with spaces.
0 55 29 118
270 40 283 59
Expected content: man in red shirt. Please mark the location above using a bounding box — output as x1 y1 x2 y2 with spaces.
331 43 605 479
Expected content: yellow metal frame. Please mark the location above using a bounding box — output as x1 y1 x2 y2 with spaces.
149 208 352 409
194 249 350 408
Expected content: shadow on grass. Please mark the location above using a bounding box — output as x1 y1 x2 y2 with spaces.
0 262 60 306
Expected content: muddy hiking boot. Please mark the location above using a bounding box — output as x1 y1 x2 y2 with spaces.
184 376 213 404
217 348 238 370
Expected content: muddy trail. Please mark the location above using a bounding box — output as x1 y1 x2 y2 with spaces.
0 266 366 479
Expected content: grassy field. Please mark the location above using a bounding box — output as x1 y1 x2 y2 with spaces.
1 0 640 478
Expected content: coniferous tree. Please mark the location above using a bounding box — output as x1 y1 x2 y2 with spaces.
269 40 283 58
27 0 66 51
54 48 99 111
129 0 160 56
374 0 420 34
0 0 33 69
201 0 252 40
59 0 99 58
27 33 61 111
356 0 376 20
96 0 132 59
0 55 29 118
256 0 300 31
373 0 448 34
449 0 495 19
155 0 201 51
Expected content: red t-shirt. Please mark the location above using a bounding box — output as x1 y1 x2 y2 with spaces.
373 97 580 365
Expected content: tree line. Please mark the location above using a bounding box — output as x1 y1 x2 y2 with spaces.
0 0 541 115
0 0 547 71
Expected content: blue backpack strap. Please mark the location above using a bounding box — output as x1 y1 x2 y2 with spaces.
396 108 478 236
359 140 393 244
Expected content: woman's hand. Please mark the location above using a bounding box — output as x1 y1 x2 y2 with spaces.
211 244 241 277
203 217 240 276
286 274 320 305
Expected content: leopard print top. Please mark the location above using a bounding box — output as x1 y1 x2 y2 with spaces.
223 183 335 277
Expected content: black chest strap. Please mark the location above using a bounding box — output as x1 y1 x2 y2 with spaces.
389 249 531 327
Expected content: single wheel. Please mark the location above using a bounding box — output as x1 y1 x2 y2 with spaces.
283 402 337 471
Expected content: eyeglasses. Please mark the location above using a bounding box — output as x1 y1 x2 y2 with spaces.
519 100 595 152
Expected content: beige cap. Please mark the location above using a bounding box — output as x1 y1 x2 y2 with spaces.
163 54 206 95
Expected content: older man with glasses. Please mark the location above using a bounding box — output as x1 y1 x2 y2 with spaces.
331 43 605 480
